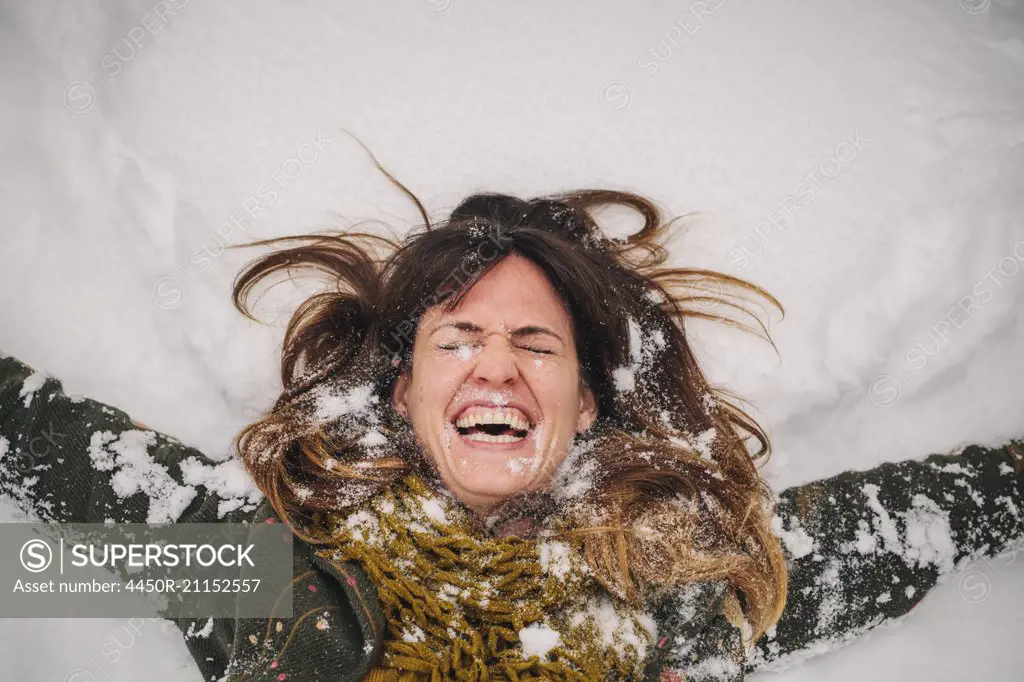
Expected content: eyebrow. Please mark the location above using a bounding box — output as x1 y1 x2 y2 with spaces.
428 320 565 344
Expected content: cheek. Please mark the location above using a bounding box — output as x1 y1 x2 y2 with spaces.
524 358 581 418
408 354 464 416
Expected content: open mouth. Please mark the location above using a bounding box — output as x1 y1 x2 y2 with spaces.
453 406 533 444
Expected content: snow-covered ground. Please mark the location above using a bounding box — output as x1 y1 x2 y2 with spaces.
1 0 1023 679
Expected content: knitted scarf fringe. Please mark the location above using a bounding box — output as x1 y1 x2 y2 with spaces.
313 474 654 681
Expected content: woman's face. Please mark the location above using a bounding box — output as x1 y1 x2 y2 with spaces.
391 254 597 514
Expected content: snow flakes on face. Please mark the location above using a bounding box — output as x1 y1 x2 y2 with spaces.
484 390 510 406
505 457 534 475
455 344 479 361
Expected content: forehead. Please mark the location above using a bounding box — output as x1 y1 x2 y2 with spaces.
423 255 573 332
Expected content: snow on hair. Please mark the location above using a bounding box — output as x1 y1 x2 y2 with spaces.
230 150 788 641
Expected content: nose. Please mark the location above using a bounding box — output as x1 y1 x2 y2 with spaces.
470 334 519 385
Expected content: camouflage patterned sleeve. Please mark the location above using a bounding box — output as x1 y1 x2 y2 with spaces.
746 437 1024 673
0 353 263 524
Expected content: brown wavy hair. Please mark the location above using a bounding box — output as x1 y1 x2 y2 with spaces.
231 164 787 642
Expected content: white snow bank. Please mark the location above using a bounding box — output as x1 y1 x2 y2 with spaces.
1 0 1022 680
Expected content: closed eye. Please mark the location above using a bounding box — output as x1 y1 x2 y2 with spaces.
519 345 555 355
437 343 479 351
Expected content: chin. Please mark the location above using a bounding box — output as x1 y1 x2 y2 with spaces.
445 457 547 504
463 473 538 498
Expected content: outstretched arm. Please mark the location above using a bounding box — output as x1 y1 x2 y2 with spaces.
747 437 1024 673
0 353 383 682
0 353 262 524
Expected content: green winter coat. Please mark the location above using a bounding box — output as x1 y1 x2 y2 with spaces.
1 354 1022 681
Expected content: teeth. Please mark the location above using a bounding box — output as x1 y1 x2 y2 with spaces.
464 432 524 443
454 406 532 431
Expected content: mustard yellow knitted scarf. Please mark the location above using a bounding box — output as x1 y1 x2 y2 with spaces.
312 474 657 681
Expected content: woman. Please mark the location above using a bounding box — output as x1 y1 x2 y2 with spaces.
1 185 1022 682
